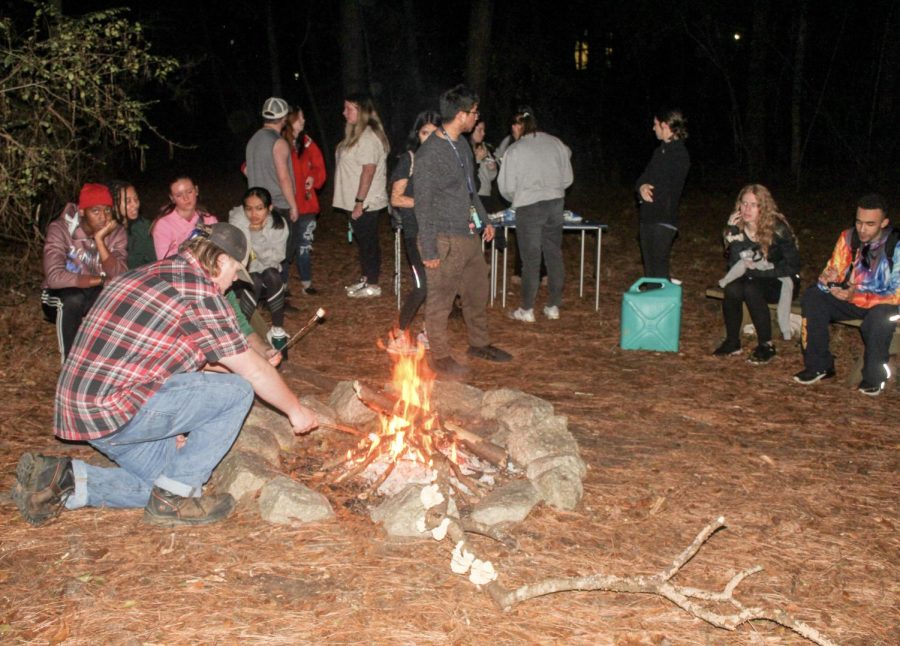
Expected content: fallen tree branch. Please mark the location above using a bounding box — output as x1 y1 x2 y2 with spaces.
481 516 836 646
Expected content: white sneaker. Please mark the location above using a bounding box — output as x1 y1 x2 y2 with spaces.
348 284 381 298
543 305 560 320
345 278 367 293
509 307 535 323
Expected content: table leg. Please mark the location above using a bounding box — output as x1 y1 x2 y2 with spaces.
579 230 586 298
501 226 509 308
595 229 602 311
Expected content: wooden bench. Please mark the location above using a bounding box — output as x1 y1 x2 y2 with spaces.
705 286 900 385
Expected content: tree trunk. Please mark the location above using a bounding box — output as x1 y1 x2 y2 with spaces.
264 0 282 96
790 1 807 181
465 0 494 100
339 0 366 95
402 0 424 99
744 0 770 179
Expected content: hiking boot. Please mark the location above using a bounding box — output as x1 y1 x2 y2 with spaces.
430 355 469 379
858 380 884 396
509 307 535 323
793 367 836 385
748 342 776 364
12 453 75 526
348 284 381 298
144 486 235 527
467 344 513 362
267 326 289 359
712 340 742 356
543 305 560 320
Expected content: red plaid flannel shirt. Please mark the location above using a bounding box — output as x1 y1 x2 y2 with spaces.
54 252 248 441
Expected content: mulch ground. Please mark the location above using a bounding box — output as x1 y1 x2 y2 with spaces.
0 184 896 645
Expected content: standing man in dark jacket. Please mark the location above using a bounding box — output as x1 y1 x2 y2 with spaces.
635 108 690 279
414 84 512 378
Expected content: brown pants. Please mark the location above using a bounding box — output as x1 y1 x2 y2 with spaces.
423 234 491 360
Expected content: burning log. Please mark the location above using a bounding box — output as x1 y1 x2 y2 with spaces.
351 381 507 468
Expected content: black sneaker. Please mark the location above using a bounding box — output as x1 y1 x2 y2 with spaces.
748 343 776 364
858 380 884 396
303 286 318 295
144 486 236 526
712 340 742 357
12 453 75 526
467 344 513 362
793 367 836 384
430 356 469 380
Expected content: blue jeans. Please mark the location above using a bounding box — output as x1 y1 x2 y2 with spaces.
283 214 317 284
66 372 254 509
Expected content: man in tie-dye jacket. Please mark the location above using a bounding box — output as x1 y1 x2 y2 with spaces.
794 194 900 395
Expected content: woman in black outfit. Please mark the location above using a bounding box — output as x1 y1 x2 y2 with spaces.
635 108 690 279
386 110 441 353
714 184 800 363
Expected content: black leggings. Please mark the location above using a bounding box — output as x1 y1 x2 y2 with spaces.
722 276 786 345
398 235 427 331
640 222 678 279
236 267 285 327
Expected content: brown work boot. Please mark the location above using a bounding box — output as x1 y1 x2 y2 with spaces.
144 486 235 526
12 453 75 526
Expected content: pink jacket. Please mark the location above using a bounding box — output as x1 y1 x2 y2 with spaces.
151 209 217 260
42 203 128 289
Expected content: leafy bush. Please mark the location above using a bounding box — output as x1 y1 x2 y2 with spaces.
0 1 177 255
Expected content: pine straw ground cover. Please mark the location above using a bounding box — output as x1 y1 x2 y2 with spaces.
0 184 897 645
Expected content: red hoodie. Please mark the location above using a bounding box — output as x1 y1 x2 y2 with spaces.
291 134 326 214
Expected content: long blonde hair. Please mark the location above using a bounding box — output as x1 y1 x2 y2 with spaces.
339 93 390 154
732 184 797 256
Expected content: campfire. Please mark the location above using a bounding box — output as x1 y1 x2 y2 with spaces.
324 341 502 498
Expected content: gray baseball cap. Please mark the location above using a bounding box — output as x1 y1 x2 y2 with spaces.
261 97 289 119
208 222 252 283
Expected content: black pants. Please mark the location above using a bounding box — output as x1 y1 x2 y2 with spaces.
800 286 897 384
236 267 285 328
350 208 384 284
722 276 788 345
398 234 427 331
41 286 102 360
640 222 678 279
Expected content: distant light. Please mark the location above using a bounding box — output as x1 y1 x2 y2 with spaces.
733 32 742 41
229 39 235 45
293 72 300 81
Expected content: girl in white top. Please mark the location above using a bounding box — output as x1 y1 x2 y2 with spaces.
333 93 390 298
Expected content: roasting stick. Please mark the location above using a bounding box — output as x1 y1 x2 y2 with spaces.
281 307 326 354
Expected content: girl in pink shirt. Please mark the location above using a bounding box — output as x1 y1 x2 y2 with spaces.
151 175 217 259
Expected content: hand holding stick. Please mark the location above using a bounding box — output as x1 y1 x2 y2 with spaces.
281 308 326 354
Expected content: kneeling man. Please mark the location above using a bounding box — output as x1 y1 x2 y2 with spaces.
15 223 317 526
794 194 899 395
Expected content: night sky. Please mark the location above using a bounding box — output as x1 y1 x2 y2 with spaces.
13 0 899 190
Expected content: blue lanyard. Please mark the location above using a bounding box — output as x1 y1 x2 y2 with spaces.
441 129 476 198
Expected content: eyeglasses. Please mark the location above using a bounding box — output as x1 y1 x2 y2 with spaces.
740 201 759 209
466 109 480 116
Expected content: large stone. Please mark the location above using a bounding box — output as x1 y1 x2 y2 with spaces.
245 404 295 450
470 479 540 526
369 484 458 540
299 395 339 428
258 475 334 525
233 425 281 465
432 381 485 418
328 381 378 426
526 453 587 480
211 451 281 501
532 466 583 511
505 414 579 466
481 389 555 429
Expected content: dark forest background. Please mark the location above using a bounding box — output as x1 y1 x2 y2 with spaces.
6 0 899 195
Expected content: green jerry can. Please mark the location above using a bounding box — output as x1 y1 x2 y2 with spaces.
620 278 682 352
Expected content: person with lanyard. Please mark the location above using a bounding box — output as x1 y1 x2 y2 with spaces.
413 84 512 378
